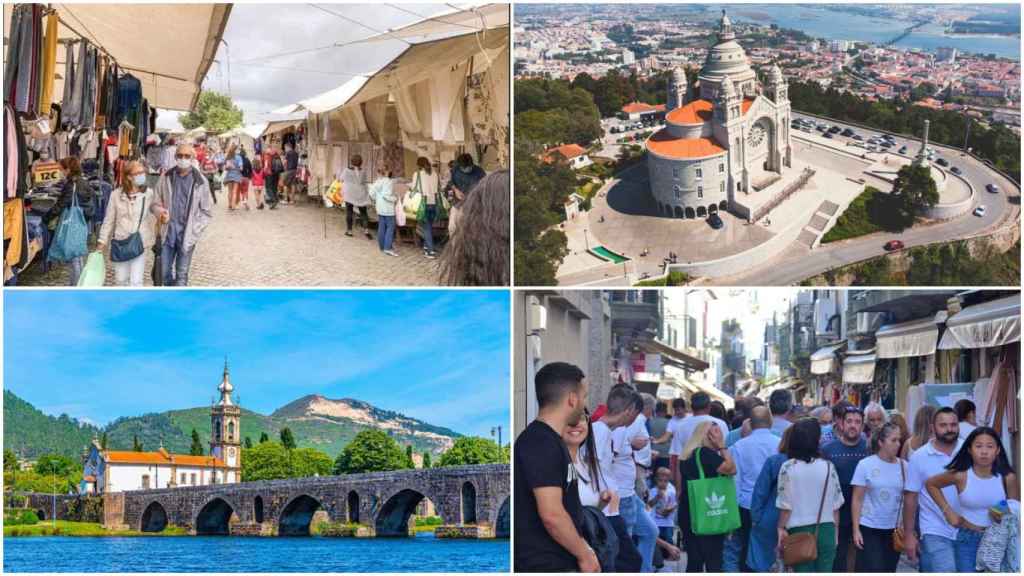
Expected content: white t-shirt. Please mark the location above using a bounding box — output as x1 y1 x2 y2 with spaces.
906 440 962 540
610 425 637 498
959 422 977 443
574 458 618 517
777 458 845 528
648 484 677 528
591 420 619 495
669 414 730 456
629 413 652 468
850 455 908 529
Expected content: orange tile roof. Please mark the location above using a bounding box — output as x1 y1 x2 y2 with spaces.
103 450 226 468
545 143 588 161
666 98 755 124
621 101 665 114
647 130 726 160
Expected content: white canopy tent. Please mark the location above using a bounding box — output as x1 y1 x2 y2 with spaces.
810 341 847 375
938 293 1021 350
843 349 878 385
3 3 231 111
876 315 942 359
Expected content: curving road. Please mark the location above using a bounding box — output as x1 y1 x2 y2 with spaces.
718 113 1019 285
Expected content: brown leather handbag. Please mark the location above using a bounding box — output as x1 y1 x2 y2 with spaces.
782 460 832 567
892 460 907 553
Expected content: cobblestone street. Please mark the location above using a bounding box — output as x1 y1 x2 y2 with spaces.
14 193 442 287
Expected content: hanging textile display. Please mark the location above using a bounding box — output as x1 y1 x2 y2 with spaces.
4 3 44 115
38 10 58 116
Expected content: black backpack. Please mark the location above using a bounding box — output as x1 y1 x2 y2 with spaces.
271 155 284 174
579 505 618 572
241 155 253 178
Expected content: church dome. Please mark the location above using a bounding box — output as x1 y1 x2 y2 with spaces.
769 63 784 83
719 77 736 99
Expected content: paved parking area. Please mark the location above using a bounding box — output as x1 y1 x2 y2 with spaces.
13 196 441 287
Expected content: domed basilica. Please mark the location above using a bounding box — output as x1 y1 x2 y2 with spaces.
646 11 793 219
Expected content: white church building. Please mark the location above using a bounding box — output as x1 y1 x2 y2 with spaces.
646 11 793 220
80 364 243 493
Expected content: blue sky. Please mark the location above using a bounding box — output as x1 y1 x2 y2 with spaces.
3 291 510 439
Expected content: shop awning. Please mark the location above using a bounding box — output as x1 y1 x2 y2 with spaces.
810 340 847 374
271 75 370 115
876 316 941 359
638 340 710 372
843 350 877 384
261 120 303 138
4 3 231 111
938 293 1021 350
363 3 509 44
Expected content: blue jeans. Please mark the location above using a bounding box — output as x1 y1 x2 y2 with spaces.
657 526 674 543
920 533 958 573
619 494 657 572
161 240 196 286
955 528 984 573
722 527 742 571
68 255 83 286
421 204 437 252
377 215 395 251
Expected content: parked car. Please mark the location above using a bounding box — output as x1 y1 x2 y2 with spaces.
884 240 905 251
841 128 855 137
986 183 1000 194
898 146 908 154
973 205 986 217
852 134 863 141
935 158 948 166
824 132 834 139
829 126 842 134
707 213 724 229
951 166 961 175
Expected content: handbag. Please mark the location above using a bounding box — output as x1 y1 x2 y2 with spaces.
110 195 146 263
579 505 619 572
408 173 425 221
47 181 89 262
76 251 105 287
892 460 906 553
782 460 832 567
686 447 742 535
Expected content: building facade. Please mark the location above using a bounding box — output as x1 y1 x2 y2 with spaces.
646 11 793 220
80 366 240 493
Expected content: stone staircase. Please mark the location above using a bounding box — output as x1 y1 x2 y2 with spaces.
798 200 841 248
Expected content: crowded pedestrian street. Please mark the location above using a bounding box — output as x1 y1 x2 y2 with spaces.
14 193 442 287
514 289 1020 574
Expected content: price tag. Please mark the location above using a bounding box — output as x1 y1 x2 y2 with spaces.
31 161 64 186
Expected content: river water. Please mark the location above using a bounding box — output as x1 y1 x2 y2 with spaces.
3 533 509 572
730 4 1020 60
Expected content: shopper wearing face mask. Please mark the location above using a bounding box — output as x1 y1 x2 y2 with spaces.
96 160 156 286
152 143 213 286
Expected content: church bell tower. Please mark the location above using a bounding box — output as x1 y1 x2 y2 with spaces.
210 359 241 483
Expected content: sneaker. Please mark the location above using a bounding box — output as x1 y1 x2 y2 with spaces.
365 232 373 240
257 204 264 210
384 250 399 257
345 230 353 237
424 252 437 260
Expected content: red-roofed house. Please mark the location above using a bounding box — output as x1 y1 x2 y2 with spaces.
621 101 667 121
544 144 592 170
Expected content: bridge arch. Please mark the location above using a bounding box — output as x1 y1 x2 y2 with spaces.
194 496 239 535
278 494 327 536
495 495 510 538
140 500 168 532
460 481 478 525
375 487 442 537
347 491 360 524
253 495 264 524
36 508 46 521
685 207 695 219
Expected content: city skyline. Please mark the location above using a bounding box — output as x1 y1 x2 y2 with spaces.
3 291 510 439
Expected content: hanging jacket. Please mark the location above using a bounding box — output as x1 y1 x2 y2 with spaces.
61 41 76 127
4 104 30 200
38 10 58 115
117 73 143 126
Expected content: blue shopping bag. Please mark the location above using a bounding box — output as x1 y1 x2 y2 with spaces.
47 184 89 262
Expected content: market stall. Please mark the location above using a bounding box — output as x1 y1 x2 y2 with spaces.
3 3 230 283
272 4 509 244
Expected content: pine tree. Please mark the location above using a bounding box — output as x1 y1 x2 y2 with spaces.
190 429 204 456
132 435 142 452
244 436 253 449
422 451 432 468
406 445 414 468
280 427 296 450
259 432 270 444
100 432 108 450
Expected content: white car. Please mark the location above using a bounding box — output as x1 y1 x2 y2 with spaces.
973 205 987 217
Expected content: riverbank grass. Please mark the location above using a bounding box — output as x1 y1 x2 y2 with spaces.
4 520 188 537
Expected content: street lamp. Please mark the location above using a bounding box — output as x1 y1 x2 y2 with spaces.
583 228 590 250
490 426 503 451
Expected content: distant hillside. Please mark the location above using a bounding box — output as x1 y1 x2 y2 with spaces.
3 390 100 460
4 392 460 461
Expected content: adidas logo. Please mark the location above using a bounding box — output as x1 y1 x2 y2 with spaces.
705 492 725 509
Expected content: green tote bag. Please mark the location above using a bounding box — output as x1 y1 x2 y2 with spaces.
686 447 741 535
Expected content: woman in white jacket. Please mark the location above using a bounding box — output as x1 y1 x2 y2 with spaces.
338 154 371 239
412 157 441 259
96 160 157 286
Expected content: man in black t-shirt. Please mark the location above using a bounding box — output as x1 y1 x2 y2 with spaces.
514 362 600 573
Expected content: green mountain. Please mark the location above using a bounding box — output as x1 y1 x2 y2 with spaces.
4 392 460 461
3 390 101 460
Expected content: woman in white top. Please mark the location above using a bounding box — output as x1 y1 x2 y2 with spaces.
851 422 907 572
96 160 156 287
776 418 845 573
926 426 1019 573
338 155 371 239
412 157 441 259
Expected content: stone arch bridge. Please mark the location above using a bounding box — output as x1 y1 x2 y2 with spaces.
40 464 508 538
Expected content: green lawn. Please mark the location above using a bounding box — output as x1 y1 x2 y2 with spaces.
821 186 911 243
635 271 690 286
4 520 188 537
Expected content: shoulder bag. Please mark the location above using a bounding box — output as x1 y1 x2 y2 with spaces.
47 181 89 262
579 505 619 572
110 194 146 262
782 460 831 567
892 460 906 553
687 447 741 535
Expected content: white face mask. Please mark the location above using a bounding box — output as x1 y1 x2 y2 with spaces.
176 158 192 171
132 174 147 188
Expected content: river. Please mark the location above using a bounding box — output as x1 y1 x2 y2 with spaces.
730 4 1020 60
3 533 509 573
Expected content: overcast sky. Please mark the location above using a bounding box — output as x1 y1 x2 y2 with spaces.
158 3 457 131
